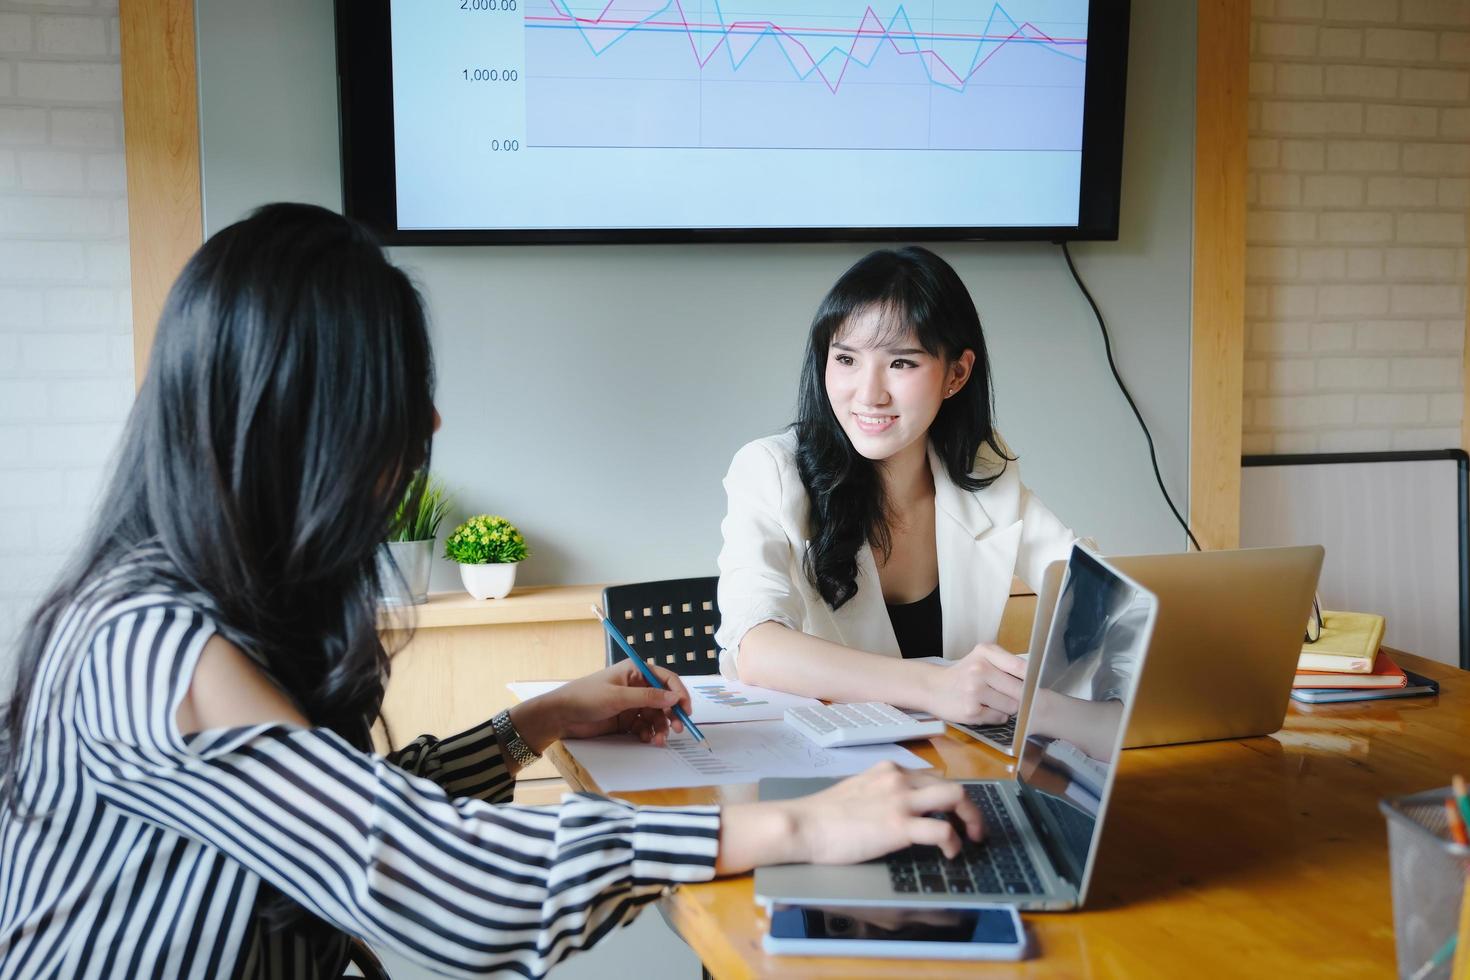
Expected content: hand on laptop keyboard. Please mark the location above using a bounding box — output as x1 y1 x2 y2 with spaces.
779 764 983 865
885 785 1042 897
718 765 984 876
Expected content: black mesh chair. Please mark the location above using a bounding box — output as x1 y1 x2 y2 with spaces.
601 577 721 677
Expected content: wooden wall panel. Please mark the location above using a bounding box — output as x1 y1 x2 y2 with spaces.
120 0 204 386
1190 0 1250 550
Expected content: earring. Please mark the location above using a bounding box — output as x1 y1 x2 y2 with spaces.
946 388 955 397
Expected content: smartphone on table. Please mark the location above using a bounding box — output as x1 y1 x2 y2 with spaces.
763 902 1027 960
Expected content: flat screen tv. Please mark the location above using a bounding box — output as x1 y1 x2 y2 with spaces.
336 0 1130 244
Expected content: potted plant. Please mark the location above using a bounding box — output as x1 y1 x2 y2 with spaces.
379 472 450 605
443 514 528 600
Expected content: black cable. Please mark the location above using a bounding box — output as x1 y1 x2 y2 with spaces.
1059 241 1202 552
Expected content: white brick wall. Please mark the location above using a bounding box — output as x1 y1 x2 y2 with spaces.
1247 0 1470 454
0 0 131 670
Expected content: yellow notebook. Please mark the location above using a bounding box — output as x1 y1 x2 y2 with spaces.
1298 611 1386 674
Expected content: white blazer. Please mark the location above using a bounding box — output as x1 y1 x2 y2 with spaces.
715 430 1083 678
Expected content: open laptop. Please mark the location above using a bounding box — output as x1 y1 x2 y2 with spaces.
946 558 1067 755
953 545 1324 752
1108 545 1323 747
755 546 1158 911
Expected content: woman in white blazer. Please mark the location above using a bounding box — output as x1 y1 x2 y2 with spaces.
715 246 1085 725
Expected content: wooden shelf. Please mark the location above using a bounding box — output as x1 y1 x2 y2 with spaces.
379 584 606 630
383 580 1035 632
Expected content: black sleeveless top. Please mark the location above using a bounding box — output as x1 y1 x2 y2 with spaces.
886 584 943 659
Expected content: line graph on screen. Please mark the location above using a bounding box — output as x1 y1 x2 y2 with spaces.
524 0 1090 151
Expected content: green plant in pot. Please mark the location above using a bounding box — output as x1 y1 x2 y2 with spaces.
380 472 451 605
443 515 528 600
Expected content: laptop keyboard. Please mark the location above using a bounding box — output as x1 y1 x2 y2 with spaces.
956 716 1017 748
1037 791 1096 860
884 784 1041 896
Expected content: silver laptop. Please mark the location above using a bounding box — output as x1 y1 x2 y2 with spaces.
955 546 1323 752
754 546 1158 911
1109 545 1323 748
946 558 1067 755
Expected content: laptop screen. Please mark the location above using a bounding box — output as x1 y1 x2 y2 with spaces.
1015 547 1156 895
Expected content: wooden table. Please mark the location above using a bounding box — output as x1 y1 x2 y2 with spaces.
545 650 1467 978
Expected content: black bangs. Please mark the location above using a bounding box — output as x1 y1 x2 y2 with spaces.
829 301 943 358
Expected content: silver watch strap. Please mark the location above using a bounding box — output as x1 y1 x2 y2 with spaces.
492 709 540 769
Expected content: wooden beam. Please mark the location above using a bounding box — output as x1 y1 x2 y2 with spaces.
1190 0 1250 550
120 0 203 387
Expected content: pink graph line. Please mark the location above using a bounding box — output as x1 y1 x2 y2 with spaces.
532 7 1083 43
536 0 1081 95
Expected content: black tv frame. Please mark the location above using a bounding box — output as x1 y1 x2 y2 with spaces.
336 0 1131 246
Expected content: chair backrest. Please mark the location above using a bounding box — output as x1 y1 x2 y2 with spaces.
601 577 721 676
345 937 390 980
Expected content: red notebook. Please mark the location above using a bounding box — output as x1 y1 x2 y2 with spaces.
1294 650 1407 689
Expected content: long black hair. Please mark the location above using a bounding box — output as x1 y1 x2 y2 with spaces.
0 203 436 807
794 246 1010 610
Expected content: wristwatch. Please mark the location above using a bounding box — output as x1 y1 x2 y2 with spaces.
492 709 541 770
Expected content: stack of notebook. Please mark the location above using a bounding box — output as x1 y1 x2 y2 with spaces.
1291 611 1440 704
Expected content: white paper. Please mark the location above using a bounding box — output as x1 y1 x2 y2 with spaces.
562 719 930 792
683 678 820 723
508 678 819 723
507 680 565 702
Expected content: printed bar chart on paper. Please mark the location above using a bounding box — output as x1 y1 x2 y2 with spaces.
507 678 821 723
685 678 820 723
389 0 1092 230
563 719 929 791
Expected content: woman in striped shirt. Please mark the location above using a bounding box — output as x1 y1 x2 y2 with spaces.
0 204 981 979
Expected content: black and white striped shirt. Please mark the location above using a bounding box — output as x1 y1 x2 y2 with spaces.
0 564 720 978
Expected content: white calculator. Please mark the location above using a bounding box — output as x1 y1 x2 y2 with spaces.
784 702 946 748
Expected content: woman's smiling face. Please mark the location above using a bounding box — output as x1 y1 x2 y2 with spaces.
824 305 972 463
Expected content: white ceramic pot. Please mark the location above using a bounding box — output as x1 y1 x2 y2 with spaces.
459 561 518 600
378 539 434 605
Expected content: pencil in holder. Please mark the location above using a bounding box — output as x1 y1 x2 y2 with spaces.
1379 788 1470 979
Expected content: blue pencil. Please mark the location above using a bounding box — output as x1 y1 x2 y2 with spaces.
591 606 712 752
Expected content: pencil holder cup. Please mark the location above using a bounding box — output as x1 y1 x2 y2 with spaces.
1379 788 1469 979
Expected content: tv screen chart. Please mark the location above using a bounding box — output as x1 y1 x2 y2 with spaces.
388 1 1094 232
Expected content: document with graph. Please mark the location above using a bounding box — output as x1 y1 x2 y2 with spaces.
684 678 820 723
508 677 820 723
564 719 928 791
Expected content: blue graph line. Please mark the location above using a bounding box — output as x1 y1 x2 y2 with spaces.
531 1 1087 94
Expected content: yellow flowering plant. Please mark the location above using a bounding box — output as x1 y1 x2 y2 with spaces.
443 515 528 565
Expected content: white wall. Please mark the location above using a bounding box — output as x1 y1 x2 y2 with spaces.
1245 0 1469 454
197 0 1199 595
0 0 132 680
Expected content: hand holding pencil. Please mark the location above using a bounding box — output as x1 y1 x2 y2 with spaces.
510 658 699 752
592 605 713 751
